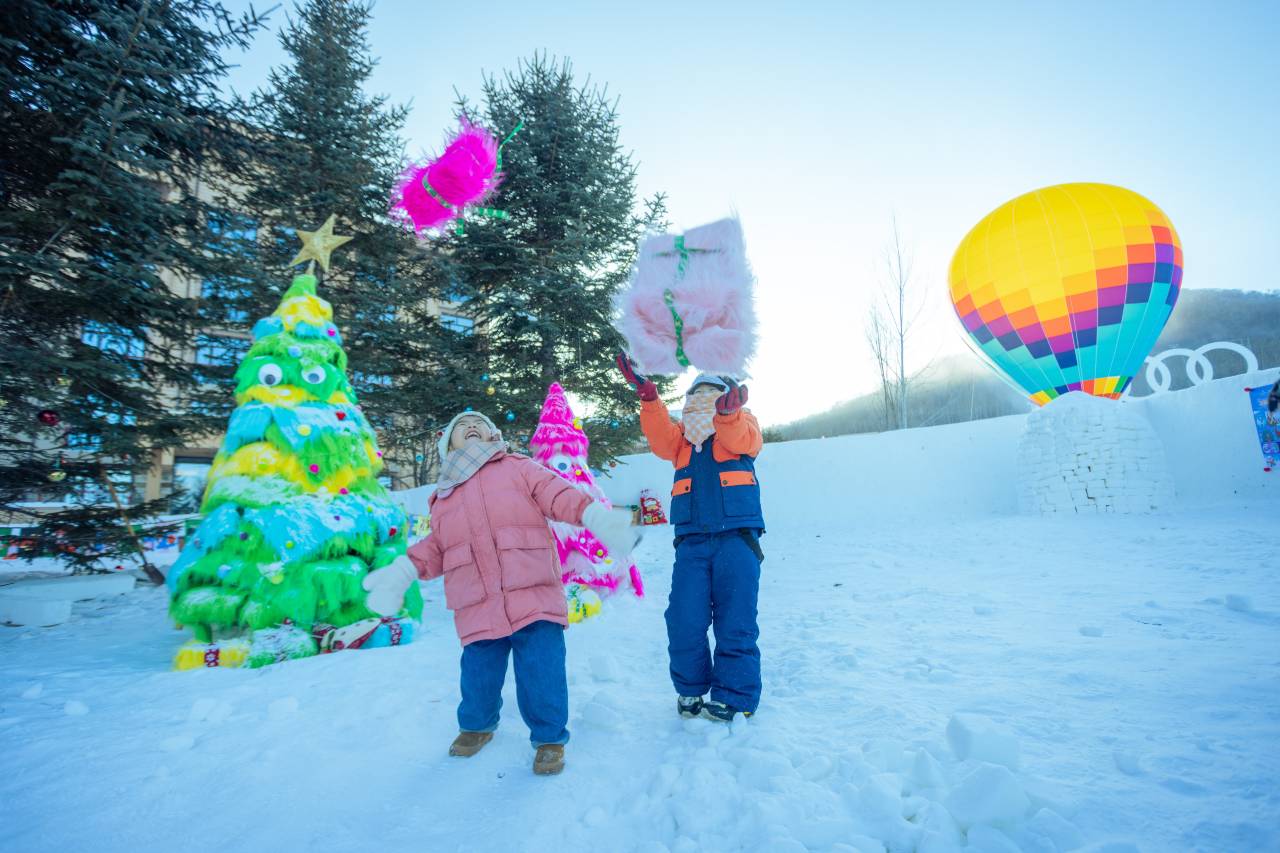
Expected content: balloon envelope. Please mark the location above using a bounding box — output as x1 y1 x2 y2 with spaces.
949 183 1183 405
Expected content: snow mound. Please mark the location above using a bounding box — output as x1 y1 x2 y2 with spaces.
535 713 1089 853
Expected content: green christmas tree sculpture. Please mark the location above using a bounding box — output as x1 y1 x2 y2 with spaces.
168 216 421 669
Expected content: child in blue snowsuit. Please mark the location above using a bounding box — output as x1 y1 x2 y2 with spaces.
617 355 765 721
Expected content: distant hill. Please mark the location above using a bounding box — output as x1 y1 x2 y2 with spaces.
776 289 1280 441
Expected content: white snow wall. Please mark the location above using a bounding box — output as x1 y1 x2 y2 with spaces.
596 369 1278 528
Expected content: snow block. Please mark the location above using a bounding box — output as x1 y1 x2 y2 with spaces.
1016 392 1174 516
3 574 135 601
944 764 1032 829
0 592 73 626
966 825 1022 853
946 713 1021 770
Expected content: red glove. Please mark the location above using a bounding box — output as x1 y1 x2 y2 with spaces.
616 353 658 402
715 379 748 415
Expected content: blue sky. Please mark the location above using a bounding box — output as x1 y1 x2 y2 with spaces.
221 0 1280 425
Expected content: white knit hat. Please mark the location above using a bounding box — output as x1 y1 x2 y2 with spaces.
438 411 503 460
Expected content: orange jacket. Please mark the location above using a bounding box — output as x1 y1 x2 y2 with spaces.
639 398 763 468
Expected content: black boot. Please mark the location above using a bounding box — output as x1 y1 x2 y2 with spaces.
700 699 752 722
676 695 704 719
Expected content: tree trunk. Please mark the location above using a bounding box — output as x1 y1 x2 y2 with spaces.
101 467 165 585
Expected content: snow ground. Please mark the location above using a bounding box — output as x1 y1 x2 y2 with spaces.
2 509 1276 853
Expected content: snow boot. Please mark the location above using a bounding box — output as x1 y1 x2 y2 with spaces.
533 743 565 776
449 731 494 757
677 695 705 719
700 700 751 723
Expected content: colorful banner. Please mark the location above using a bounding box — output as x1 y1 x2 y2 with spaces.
1246 382 1279 472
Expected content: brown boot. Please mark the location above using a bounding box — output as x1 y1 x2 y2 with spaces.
449 731 493 757
533 743 565 776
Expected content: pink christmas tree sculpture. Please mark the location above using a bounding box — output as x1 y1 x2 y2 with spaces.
530 383 643 599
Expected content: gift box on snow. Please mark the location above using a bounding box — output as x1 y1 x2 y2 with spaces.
614 217 756 377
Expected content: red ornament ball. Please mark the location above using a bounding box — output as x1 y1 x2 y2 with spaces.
389 526 398 537
37 409 60 426
336 411 346 421
309 464 320 473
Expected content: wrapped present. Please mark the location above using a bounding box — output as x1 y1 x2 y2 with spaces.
614 217 756 377
312 616 415 653
639 490 668 526
173 638 250 670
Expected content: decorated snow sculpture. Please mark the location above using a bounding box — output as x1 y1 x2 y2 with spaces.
167 217 420 668
1015 392 1174 515
614 217 756 377
950 183 1182 405
530 383 643 615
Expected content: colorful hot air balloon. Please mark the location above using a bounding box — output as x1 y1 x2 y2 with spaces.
949 183 1183 405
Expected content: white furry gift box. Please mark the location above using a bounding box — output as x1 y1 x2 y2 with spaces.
613 217 757 378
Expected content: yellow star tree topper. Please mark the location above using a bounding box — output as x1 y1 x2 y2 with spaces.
288 213 353 273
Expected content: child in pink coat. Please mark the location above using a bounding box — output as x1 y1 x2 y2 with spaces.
363 411 635 775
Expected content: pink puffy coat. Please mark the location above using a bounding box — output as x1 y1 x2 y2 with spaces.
407 452 591 645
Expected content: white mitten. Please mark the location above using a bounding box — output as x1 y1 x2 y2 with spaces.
362 555 418 617
581 503 641 560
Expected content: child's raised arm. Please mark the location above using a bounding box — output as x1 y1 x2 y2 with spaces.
517 457 592 526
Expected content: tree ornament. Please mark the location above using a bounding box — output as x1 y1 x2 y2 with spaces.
37 409 60 426
505 411 516 422
48 470 67 482
415 453 425 462
57 375 72 387
486 386 496 396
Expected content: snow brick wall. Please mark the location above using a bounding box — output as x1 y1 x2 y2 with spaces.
1016 391 1175 515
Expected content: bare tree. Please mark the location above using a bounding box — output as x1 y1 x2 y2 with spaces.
864 307 897 430
864 218 929 430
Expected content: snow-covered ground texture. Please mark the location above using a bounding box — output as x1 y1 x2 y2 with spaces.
1 373 1277 853
1 511 1276 853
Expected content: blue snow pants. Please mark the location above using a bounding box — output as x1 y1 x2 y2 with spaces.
665 531 762 713
457 620 570 747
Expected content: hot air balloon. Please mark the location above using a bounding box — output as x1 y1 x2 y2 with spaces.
949 183 1183 405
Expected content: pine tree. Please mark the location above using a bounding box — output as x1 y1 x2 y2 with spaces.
168 261 421 665
441 53 669 468
210 0 477 486
0 0 266 573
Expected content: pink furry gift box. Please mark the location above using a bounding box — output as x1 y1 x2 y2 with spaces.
613 217 757 378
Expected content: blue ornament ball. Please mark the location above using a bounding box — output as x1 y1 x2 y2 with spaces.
505 411 516 422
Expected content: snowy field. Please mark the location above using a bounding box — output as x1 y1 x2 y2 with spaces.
2 507 1277 853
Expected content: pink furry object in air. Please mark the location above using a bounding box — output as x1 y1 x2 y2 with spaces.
391 119 501 234
613 217 756 377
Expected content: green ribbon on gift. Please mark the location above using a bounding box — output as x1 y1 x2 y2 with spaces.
655 233 721 368
434 119 525 237
663 287 691 368
496 120 524 171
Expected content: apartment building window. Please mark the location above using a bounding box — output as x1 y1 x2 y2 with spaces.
194 333 249 366
70 467 136 507
203 210 258 325
82 321 145 359
171 456 212 514
201 275 254 325
66 394 137 452
441 313 474 335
